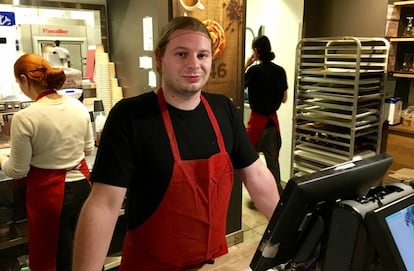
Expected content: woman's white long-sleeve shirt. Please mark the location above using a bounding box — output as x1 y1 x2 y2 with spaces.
1 96 94 181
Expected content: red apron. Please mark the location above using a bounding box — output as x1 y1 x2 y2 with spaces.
25 159 90 271
119 89 234 271
246 111 280 147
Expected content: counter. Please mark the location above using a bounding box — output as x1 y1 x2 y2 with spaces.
0 148 97 183
386 125 414 172
0 148 11 182
0 148 120 270
0 148 245 270
0 149 98 250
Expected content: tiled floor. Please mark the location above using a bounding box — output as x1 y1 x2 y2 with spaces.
197 186 270 270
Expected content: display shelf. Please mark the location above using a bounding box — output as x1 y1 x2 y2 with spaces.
0 235 28 250
391 71 414 78
292 37 389 176
388 123 414 134
394 1 414 7
0 220 27 250
385 2 414 173
387 3 414 74
389 37 414 42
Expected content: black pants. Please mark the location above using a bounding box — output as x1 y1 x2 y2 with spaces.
56 179 91 271
255 126 283 195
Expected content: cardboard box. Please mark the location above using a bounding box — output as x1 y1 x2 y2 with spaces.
388 56 396 72
387 4 401 20
388 168 414 184
385 20 399 37
402 117 414 127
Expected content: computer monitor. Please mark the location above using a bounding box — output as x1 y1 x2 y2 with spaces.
249 153 393 271
322 183 413 271
365 192 414 271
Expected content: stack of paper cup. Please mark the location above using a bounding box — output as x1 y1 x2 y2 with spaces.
112 86 123 105
94 52 112 116
110 77 123 105
108 63 123 105
109 62 116 79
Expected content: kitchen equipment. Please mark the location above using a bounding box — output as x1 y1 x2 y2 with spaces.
57 88 83 100
93 99 105 112
387 97 403 125
93 99 106 145
0 98 33 141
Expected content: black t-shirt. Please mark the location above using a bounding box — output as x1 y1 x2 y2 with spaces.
90 91 257 229
244 61 288 115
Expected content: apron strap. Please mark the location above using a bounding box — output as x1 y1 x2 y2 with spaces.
157 88 181 161
200 95 226 152
157 88 227 161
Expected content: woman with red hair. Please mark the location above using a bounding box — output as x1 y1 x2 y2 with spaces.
0 53 94 271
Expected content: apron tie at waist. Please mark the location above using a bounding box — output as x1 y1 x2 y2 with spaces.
246 111 280 147
67 161 83 171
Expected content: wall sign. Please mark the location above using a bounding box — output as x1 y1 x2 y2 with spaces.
0 11 15 26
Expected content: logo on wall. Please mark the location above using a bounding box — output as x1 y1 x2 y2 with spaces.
0 11 16 26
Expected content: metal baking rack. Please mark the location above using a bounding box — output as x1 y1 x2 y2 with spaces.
291 37 390 177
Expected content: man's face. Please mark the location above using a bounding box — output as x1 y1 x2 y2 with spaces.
158 29 212 97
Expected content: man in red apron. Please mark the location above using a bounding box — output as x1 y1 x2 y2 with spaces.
118 89 234 270
73 16 279 271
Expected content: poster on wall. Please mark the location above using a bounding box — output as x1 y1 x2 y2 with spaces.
171 0 245 107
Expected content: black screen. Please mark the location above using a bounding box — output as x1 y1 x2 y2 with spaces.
250 153 393 271
365 192 414 271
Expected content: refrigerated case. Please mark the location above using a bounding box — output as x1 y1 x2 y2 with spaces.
291 37 389 177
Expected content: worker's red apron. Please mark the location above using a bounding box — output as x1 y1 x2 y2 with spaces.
246 111 280 147
119 89 234 271
25 159 90 271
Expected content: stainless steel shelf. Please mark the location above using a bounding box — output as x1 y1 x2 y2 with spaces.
0 235 28 250
291 37 389 176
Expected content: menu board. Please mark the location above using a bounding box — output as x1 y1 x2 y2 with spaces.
171 0 245 107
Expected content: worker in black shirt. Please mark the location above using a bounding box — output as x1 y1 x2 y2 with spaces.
245 35 288 196
73 16 279 271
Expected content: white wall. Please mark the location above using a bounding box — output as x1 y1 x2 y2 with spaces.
245 0 304 183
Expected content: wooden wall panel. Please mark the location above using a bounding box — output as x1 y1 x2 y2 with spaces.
171 0 246 109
